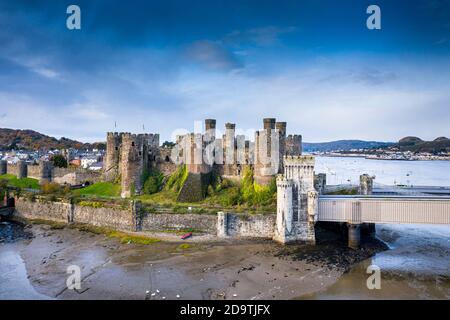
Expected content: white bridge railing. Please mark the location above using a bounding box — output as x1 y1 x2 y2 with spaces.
318 195 450 225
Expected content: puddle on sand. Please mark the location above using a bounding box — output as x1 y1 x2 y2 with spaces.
0 245 51 299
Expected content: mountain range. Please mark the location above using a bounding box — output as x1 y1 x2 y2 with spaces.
0 128 105 151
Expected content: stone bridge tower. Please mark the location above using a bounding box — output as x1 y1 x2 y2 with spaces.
274 155 318 244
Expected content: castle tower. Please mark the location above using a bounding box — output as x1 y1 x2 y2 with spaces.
275 122 286 173
263 118 276 130
204 119 216 142
17 160 28 179
285 135 302 156
224 123 236 175
274 176 294 243
359 174 375 195
104 132 122 182
38 161 53 184
120 133 147 198
274 155 317 244
254 118 279 185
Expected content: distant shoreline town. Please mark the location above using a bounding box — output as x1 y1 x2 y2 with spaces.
311 151 450 161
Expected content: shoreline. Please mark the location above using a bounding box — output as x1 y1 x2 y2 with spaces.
313 154 450 162
0 221 387 300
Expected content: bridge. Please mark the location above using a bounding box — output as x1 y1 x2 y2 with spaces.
316 195 450 248
318 195 450 225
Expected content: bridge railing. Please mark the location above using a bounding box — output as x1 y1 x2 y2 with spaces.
318 195 450 225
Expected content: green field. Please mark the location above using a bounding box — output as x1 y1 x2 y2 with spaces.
72 182 121 197
0 174 40 190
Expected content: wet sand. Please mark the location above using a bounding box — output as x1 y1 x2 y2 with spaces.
303 224 450 300
0 221 384 300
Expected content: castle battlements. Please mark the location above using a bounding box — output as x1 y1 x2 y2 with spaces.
102 117 303 198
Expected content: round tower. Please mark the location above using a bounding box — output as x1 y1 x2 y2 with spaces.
204 119 216 142
17 160 28 179
39 161 53 184
120 133 147 198
274 175 294 244
224 123 236 169
263 118 276 130
104 132 122 182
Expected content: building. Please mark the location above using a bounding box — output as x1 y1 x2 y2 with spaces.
102 118 303 198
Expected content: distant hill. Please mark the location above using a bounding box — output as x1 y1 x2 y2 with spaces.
395 136 450 153
398 136 424 146
0 128 106 151
303 140 394 152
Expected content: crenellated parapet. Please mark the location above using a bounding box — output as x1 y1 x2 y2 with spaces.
286 134 302 156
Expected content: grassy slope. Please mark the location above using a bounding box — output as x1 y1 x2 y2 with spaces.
72 182 121 197
0 174 40 189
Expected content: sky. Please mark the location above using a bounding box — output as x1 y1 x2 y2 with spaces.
0 0 449 143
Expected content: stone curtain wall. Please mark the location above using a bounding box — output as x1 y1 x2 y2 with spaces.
14 197 135 231
73 205 134 231
140 213 217 234
52 169 101 185
14 197 277 239
217 212 275 238
15 197 72 222
6 163 18 176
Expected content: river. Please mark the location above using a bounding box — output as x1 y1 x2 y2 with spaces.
308 156 450 299
315 156 450 186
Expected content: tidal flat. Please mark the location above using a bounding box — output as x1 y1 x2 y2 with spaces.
0 221 385 300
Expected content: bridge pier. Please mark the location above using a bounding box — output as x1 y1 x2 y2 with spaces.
347 223 361 249
361 223 376 236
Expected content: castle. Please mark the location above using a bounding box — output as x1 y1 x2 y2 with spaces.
103 117 324 244
102 118 303 199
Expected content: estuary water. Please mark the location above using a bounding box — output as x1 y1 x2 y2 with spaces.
315 156 450 186
308 156 450 299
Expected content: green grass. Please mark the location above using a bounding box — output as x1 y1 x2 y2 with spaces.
72 182 121 197
0 174 40 190
67 223 161 244
27 218 66 229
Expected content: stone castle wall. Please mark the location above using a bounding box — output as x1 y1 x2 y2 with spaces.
221 213 275 238
14 197 277 239
3 162 100 186
14 196 136 231
140 212 217 234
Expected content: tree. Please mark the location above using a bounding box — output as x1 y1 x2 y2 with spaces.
51 154 68 168
162 141 175 148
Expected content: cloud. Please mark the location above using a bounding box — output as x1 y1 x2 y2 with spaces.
185 40 243 71
224 26 298 47
31 67 60 79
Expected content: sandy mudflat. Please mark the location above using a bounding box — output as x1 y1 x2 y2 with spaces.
0 222 385 300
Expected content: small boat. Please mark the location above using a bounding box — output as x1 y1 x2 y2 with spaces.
181 232 192 240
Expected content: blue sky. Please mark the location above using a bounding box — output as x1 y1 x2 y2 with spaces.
0 0 449 142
